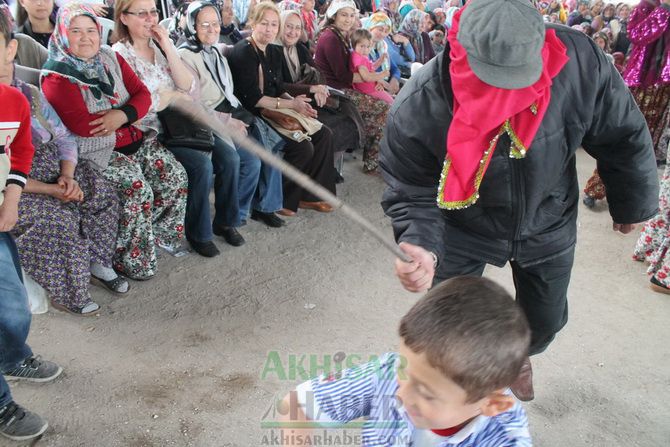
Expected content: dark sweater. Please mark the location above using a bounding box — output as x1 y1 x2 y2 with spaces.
314 28 353 90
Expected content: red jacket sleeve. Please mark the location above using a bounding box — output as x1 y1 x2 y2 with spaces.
41 73 100 137
1 85 34 188
116 53 151 122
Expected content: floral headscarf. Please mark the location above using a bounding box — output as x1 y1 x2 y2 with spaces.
363 12 393 73
41 3 114 100
398 8 427 63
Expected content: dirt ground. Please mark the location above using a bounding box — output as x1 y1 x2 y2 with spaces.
4 149 670 447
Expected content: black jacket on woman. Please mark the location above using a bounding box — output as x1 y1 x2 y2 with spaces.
380 25 658 268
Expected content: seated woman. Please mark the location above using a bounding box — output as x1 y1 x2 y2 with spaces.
16 0 56 48
113 0 263 254
0 18 126 316
179 1 286 229
276 8 364 172
228 1 336 215
314 0 390 172
397 8 435 65
218 0 244 45
364 12 401 95
42 3 188 281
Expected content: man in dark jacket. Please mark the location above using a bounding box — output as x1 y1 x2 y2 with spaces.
380 0 658 402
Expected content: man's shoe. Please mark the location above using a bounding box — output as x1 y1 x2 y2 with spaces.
510 357 534 401
213 226 246 247
3 356 62 383
0 402 48 441
250 210 285 228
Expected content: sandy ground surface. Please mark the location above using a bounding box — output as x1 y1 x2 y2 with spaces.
4 149 670 447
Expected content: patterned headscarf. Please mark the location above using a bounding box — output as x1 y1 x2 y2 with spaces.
41 3 114 100
398 8 425 38
363 12 393 73
398 0 415 19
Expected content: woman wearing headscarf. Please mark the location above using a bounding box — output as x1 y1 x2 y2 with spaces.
178 1 287 229
276 8 364 172
623 0 670 164
397 7 435 64
227 1 336 215
0 14 126 315
219 0 244 45
41 3 188 281
314 0 391 172
381 0 402 30
364 11 401 94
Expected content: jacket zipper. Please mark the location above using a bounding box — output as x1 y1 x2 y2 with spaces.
506 135 525 261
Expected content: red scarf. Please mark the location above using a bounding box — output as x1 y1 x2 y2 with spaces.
437 6 569 210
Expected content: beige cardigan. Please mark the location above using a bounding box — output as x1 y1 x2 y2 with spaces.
178 47 229 110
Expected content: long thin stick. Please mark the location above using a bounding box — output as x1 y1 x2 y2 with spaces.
171 98 412 263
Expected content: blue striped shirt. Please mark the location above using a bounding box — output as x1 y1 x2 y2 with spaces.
295 353 532 446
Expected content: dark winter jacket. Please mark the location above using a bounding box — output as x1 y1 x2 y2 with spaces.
380 25 659 268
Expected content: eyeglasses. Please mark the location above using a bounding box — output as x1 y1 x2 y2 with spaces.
197 21 222 30
123 9 160 19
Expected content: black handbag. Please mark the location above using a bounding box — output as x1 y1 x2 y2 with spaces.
157 106 215 152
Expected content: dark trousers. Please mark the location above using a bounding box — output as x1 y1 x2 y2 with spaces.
281 126 336 211
434 247 574 355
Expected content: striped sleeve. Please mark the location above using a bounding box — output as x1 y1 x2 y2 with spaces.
295 353 397 424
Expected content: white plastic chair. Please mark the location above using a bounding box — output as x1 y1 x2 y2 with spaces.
97 17 115 45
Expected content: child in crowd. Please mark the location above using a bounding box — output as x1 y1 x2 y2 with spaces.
278 277 533 446
350 29 394 105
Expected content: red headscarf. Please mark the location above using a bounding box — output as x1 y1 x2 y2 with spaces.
437 5 569 210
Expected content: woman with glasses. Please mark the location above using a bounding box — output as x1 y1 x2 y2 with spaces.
42 3 188 281
178 1 288 229
113 0 266 254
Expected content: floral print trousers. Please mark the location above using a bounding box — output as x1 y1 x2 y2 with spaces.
13 145 119 312
345 89 390 173
103 139 188 280
633 142 670 286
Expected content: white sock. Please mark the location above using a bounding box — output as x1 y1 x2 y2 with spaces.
90 263 116 281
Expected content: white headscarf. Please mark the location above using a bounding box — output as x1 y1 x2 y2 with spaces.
326 0 358 19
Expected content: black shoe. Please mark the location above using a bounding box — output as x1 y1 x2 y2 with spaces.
0 402 48 441
250 210 285 228
3 355 62 382
187 238 220 257
213 226 246 246
335 171 345 184
582 196 596 208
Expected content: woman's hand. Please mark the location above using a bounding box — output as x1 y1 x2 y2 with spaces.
229 118 249 137
309 85 330 108
388 77 400 95
49 182 83 203
151 25 172 52
89 110 128 137
88 3 109 17
291 95 318 118
57 176 84 202
393 34 409 44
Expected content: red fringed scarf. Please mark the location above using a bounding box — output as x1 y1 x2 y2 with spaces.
437 6 569 210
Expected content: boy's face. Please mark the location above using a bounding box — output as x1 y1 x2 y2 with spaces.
396 342 492 429
0 34 18 86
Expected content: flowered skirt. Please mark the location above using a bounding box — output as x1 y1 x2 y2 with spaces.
12 143 119 312
630 84 670 163
103 139 188 280
584 169 606 200
344 88 390 173
633 142 670 286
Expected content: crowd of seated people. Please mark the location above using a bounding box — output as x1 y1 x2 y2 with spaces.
0 0 656 319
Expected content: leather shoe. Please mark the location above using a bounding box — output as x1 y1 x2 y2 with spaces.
277 208 297 217
213 226 245 247
251 210 285 228
510 357 534 401
298 201 333 213
187 238 220 257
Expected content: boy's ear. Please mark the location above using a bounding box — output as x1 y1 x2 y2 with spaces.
479 390 515 417
5 39 18 64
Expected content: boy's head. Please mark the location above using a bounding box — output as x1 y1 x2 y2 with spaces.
397 276 530 429
351 28 372 56
0 7 18 85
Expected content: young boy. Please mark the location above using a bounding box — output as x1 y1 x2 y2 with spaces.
278 277 532 446
0 11 62 442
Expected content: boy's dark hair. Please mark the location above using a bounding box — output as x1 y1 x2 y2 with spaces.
0 5 13 45
350 28 371 49
433 23 446 33
399 276 530 403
